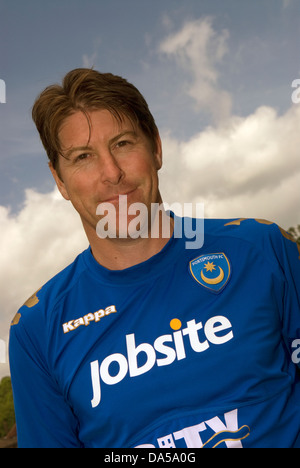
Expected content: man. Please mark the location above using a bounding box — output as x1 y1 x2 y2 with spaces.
9 68 300 448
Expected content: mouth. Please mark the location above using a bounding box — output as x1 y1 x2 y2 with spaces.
101 188 138 204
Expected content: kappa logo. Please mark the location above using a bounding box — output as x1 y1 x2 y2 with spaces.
189 253 231 293
62 305 117 334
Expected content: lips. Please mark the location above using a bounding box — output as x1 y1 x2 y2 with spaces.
101 188 138 204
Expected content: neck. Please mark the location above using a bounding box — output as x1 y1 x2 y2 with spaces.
84 208 174 270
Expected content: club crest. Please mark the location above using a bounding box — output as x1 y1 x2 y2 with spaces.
189 253 231 293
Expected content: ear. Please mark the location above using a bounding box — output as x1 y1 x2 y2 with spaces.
49 162 70 201
154 133 163 171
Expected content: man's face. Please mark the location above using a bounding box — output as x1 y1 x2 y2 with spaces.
50 109 162 238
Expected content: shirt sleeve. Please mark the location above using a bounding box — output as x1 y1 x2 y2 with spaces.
272 225 300 370
9 313 82 448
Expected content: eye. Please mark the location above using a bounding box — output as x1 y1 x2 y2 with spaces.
75 153 91 162
116 140 130 148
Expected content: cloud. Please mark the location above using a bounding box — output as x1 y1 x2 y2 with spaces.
157 16 300 229
160 104 300 228
82 52 98 68
82 37 102 68
282 0 293 9
0 187 88 377
159 17 232 123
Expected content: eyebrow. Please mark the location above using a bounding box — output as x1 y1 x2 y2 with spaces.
63 130 139 159
64 145 93 159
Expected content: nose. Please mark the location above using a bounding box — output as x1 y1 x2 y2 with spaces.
100 152 124 185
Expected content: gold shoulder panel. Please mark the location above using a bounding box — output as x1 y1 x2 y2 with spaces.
23 287 42 308
11 312 21 326
224 218 300 259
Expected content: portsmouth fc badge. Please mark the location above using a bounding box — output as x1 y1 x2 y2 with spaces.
189 253 231 293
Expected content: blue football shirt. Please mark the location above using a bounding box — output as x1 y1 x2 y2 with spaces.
9 217 300 448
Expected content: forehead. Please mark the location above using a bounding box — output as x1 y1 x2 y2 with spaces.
58 109 137 148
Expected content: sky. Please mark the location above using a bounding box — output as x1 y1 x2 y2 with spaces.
1 0 300 377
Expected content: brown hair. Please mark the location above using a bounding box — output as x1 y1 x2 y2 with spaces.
32 68 159 171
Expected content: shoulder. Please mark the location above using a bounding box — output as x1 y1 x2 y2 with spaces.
223 218 298 253
204 217 300 267
10 249 90 332
204 217 292 244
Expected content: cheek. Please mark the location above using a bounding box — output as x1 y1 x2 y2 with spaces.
126 153 158 180
64 173 98 204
